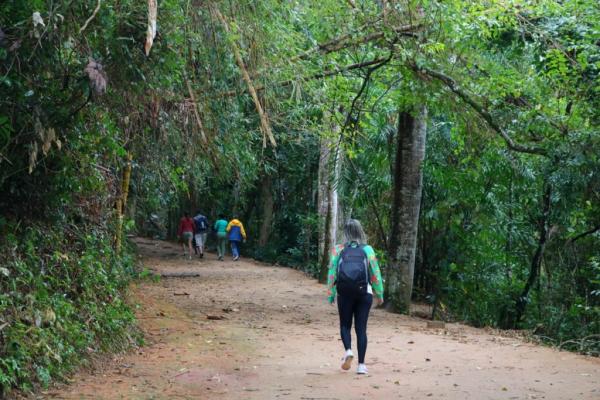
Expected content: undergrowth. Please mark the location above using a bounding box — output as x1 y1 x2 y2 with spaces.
0 220 141 396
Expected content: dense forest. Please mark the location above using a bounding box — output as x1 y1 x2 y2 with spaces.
1 0 599 395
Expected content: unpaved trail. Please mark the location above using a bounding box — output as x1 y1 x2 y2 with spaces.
47 238 598 400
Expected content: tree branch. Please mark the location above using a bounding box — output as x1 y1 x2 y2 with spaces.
408 62 548 157
292 24 419 62
218 57 389 98
79 0 102 34
334 56 394 251
567 223 600 243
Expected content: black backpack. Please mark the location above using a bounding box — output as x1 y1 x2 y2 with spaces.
336 243 370 296
194 215 208 232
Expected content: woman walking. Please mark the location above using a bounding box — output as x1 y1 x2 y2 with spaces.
177 212 196 260
326 219 384 375
226 218 246 261
213 214 229 261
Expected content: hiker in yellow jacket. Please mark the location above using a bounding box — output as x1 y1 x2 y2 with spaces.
226 218 246 261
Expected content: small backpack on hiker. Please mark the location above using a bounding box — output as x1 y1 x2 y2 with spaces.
194 214 208 232
336 242 370 296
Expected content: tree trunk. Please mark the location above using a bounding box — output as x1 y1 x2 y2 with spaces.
317 135 331 261
317 117 342 283
331 140 342 243
386 106 428 313
184 72 208 144
512 184 552 326
258 175 274 247
115 152 133 255
505 171 514 280
319 194 333 283
232 171 241 216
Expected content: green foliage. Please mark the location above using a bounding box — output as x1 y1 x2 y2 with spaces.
284 0 600 347
0 223 139 395
1 1 599 394
418 109 599 346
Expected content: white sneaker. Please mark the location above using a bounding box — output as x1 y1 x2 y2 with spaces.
357 363 368 375
341 349 353 370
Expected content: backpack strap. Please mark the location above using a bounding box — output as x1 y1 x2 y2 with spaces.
336 244 346 279
359 244 371 287
336 242 353 279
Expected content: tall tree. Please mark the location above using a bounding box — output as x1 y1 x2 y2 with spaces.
510 183 553 328
317 115 342 283
258 175 275 247
387 106 428 312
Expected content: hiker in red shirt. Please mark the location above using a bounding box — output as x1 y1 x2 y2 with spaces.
177 212 196 260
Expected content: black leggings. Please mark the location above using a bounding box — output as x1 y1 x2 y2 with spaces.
337 293 373 363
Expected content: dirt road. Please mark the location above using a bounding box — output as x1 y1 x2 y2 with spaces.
48 238 599 399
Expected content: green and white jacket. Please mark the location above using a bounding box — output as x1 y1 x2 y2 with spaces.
326 243 384 304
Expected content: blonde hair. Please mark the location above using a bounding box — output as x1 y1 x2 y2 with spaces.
343 219 367 245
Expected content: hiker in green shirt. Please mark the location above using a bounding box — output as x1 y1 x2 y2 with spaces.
326 219 384 375
213 214 229 261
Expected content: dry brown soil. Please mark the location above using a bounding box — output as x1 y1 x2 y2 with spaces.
42 238 599 400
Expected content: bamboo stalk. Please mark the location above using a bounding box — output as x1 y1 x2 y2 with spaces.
121 152 133 208
115 152 133 254
212 6 277 148
184 73 208 144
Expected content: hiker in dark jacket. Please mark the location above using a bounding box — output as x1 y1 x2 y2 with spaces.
193 211 209 258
